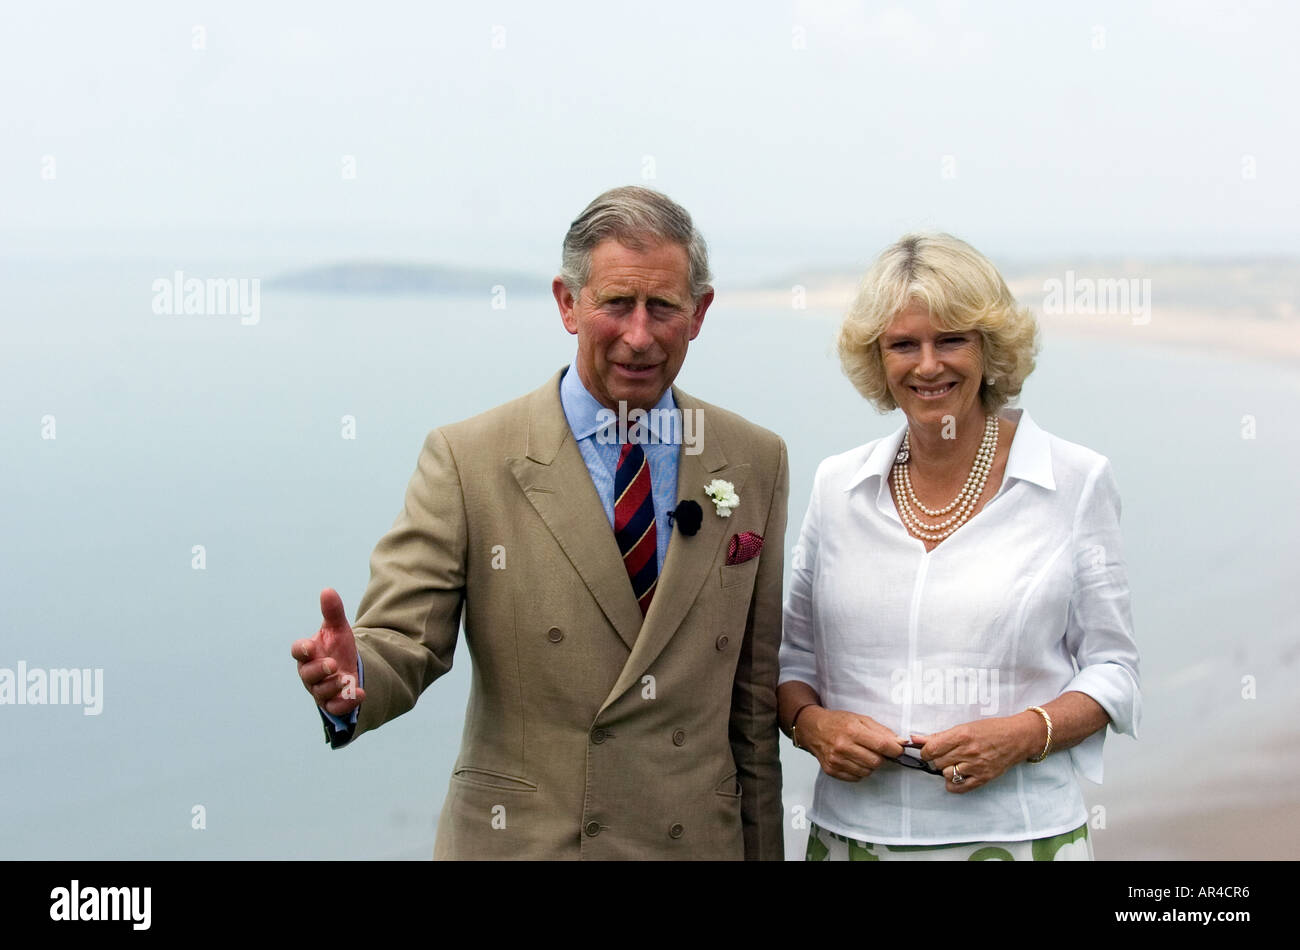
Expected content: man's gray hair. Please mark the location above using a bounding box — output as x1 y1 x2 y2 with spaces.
559 186 712 302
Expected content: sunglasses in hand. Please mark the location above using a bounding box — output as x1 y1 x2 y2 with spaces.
887 740 944 776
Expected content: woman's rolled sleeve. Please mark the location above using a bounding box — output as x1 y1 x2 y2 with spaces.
779 461 824 690
1062 458 1141 782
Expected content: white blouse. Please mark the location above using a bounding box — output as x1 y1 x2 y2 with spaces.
779 408 1141 845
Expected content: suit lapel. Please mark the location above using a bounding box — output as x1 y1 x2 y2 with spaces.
508 370 754 703
507 368 644 651
599 386 750 713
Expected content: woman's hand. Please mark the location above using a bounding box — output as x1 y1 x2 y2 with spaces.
798 707 907 782
913 712 1042 793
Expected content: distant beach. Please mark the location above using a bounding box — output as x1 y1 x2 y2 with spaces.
1086 697 1300 860
725 258 1300 366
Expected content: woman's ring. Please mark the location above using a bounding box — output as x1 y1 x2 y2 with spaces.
951 764 965 785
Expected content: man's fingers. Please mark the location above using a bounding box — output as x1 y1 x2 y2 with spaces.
319 587 350 631
322 687 365 717
295 591 363 714
313 671 362 703
311 674 346 703
299 657 338 687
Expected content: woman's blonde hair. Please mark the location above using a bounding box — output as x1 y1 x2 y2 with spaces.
837 232 1039 413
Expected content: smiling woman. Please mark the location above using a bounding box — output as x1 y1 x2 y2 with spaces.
878 303 984 429
838 233 1038 417
777 232 1142 861
840 234 1041 549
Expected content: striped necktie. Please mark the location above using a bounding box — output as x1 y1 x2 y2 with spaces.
614 440 657 617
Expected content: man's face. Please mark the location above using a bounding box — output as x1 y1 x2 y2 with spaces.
554 238 712 412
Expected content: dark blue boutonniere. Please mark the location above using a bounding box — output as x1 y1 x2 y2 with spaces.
668 500 703 537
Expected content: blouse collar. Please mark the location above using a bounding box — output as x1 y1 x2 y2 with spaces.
843 407 1056 496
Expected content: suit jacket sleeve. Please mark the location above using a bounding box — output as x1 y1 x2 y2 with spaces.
729 434 789 859
329 427 468 748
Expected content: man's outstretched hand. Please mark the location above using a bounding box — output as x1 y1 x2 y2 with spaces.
292 588 365 717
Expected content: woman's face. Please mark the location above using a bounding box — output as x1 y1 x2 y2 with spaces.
879 301 985 429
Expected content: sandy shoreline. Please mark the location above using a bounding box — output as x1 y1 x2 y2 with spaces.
1094 797 1300 861
1085 709 1300 860
725 260 1300 366
1090 766 1300 861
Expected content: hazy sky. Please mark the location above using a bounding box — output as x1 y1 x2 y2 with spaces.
3 1 1297 278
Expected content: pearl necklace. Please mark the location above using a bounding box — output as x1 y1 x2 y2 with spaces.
891 414 999 542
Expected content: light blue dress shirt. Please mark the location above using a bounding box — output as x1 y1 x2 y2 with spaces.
558 362 680 574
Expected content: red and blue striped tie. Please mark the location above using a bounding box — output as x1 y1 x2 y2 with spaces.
614 440 657 617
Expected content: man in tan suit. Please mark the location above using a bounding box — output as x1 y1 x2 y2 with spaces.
292 186 788 859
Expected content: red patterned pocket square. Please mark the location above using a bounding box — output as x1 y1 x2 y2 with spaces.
726 532 764 566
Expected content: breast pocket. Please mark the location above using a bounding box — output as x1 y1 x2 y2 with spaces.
719 557 761 590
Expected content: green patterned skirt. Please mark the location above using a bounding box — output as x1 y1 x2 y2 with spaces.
806 821 1092 861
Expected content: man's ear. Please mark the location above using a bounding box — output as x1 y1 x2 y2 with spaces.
688 288 714 341
553 277 579 334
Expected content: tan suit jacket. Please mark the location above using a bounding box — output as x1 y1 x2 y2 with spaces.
337 366 788 859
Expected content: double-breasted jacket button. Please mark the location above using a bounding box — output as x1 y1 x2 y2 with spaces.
585 821 601 837
669 823 684 839
546 626 563 643
715 635 729 651
672 729 686 746
591 727 608 744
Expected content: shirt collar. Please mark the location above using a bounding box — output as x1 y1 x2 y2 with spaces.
843 423 906 494
559 362 678 443
1000 408 1055 491
843 407 1056 493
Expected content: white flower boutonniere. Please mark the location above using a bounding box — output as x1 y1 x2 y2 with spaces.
704 479 740 518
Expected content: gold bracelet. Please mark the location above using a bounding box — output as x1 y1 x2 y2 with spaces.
1026 705 1053 762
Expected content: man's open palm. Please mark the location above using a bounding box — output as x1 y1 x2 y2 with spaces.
292 588 364 717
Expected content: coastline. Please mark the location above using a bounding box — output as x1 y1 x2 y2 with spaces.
1089 723 1300 860
724 259 1300 367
